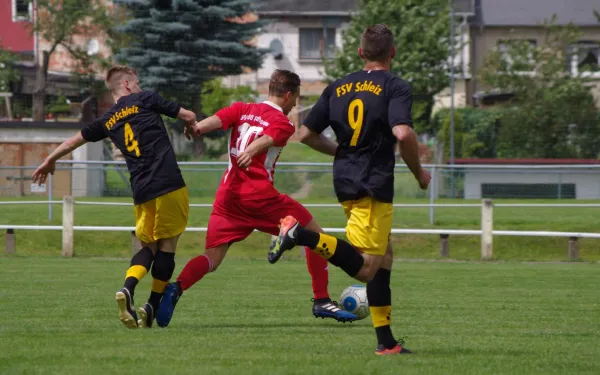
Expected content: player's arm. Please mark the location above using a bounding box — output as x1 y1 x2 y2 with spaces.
185 115 223 140
238 116 295 169
297 125 338 156
32 132 87 184
177 108 197 134
388 79 430 190
237 135 275 169
142 91 197 133
300 85 335 155
187 102 244 140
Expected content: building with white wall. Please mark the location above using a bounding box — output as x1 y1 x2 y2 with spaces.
455 159 600 200
0 122 104 197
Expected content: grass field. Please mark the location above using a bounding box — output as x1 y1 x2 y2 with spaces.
0 257 598 374
2 196 600 261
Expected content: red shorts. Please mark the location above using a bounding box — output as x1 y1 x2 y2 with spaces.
205 191 313 249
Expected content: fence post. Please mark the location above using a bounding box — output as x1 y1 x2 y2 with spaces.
429 166 436 225
62 196 74 257
439 234 449 257
481 199 493 260
131 231 141 256
5 229 15 254
48 173 53 221
568 237 579 261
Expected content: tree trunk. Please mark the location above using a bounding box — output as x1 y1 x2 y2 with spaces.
33 51 50 122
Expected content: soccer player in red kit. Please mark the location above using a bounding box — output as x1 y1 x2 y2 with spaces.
155 69 356 327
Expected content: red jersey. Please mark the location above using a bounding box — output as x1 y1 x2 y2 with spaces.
214 101 296 199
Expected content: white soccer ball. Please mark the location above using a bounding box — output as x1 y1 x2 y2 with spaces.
340 284 370 320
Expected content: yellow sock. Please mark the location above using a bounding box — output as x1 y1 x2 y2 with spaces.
370 306 391 328
151 278 169 294
314 233 338 259
125 265 148 282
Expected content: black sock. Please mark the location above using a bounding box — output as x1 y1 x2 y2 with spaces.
367 268 396 349
148 250 175 312
375 326 396 349
328 239 365 278
295 225 320 248
295 225 364 278
123 247 154 297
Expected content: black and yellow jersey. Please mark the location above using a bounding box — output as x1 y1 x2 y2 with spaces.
81 91 186 204
304 70 412 203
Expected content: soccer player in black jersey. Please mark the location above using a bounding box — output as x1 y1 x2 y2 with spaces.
32 66 197 329
268 24 431 355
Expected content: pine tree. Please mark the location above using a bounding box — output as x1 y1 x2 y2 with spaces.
114 0 266 112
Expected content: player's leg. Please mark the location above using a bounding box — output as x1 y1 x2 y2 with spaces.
156 197 253 327
257 194 357 322
303 219 356 322
369 241 411 355
138 187 189 328
269 197 388 282
137 235 179 328
116 200 157 329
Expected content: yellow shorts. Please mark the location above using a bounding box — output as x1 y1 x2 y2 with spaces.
134 187 189 244
341 196 393 256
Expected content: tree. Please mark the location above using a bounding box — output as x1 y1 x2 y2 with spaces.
325 0 450 133
199 77 258 158
432 106 504 159
479 16 600 159
0 45 21 93
0 45 21 118
114 0 266 113
33 0 118 121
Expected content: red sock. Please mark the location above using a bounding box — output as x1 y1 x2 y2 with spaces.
305 246 329 300
177 254 212 291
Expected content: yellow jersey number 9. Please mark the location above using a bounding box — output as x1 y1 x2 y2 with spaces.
124 122 141 157
348 98 364 147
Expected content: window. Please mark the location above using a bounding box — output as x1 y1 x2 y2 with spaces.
299 28 336 60
568 41 600 76
12 0 30 21
497 39 537 72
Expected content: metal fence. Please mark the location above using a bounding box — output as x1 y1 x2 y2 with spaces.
2 161 600 198
2 161 600 224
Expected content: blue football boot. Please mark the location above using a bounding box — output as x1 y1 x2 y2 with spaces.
312 298 357 323
156 282 181 327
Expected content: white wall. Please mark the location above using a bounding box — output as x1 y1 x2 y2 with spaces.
222 19 350 90
72 141 103 197
257 20 349 82
0 128 77 143
0 126 104 197
463 170 600 199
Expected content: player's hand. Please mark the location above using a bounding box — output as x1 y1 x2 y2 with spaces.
184 121 196 140
32 159 56 184
237 152 252 170
416 167 431 190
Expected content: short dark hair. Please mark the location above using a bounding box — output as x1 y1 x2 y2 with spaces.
105 65 138 91
360 24 394 62
268 69 301 97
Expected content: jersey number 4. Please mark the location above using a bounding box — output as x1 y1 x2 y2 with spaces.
348 98 364 147
124 122 141 157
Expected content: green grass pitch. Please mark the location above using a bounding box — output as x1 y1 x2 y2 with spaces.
0 257 599 374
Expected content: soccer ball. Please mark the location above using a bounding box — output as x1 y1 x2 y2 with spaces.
340 284 369 320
